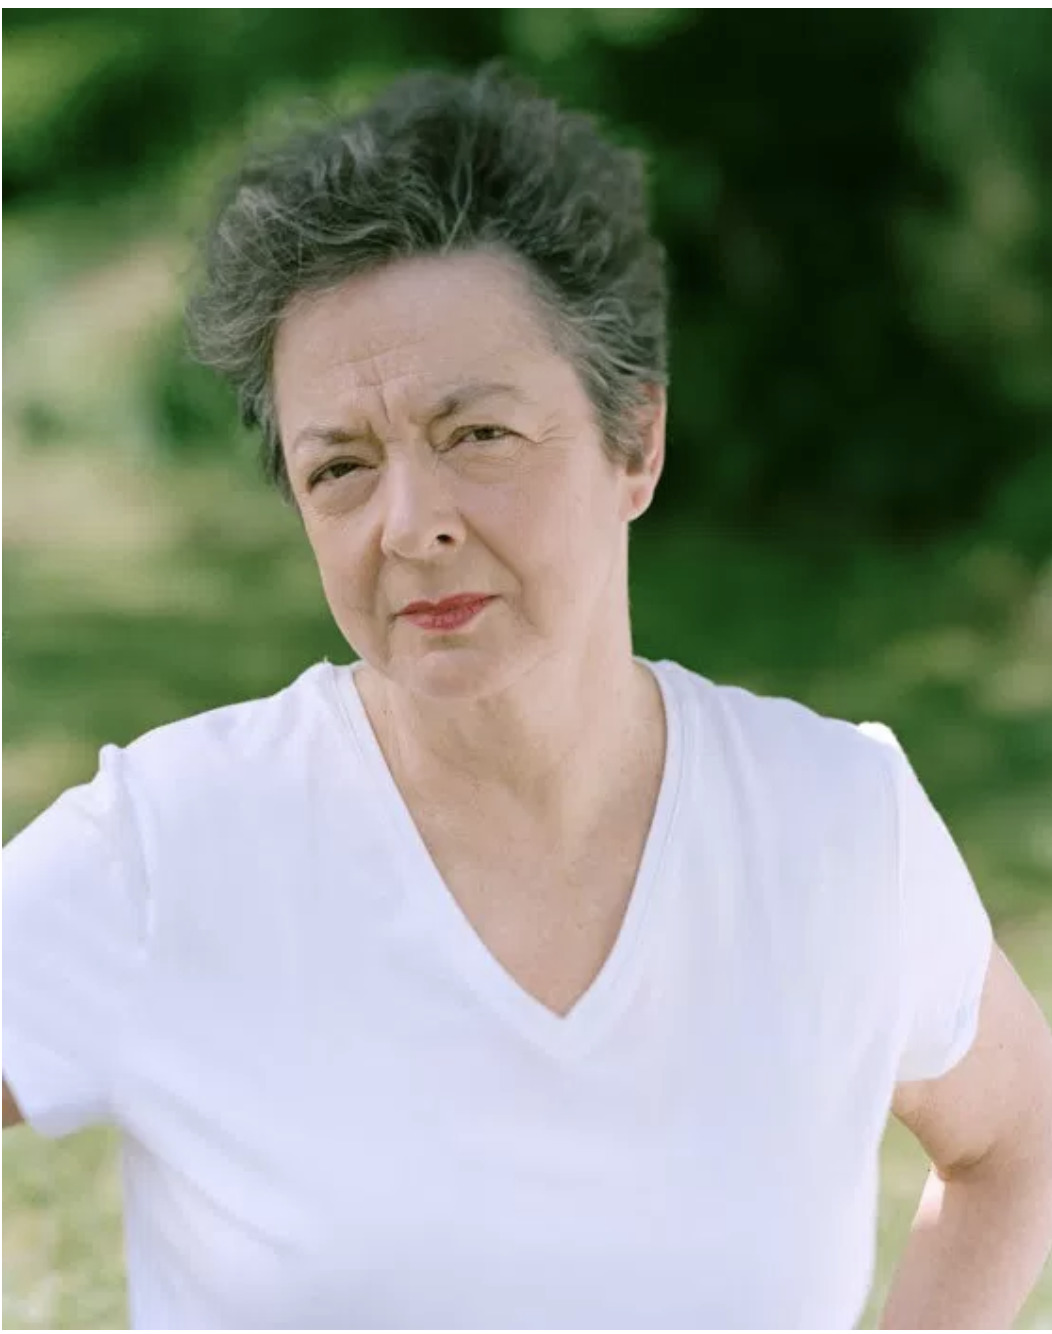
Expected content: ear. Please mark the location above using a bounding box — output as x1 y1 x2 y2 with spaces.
623 383 667 523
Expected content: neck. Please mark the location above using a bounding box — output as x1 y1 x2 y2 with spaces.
354 627 662 841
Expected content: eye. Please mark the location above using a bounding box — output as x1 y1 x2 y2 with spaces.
451 425 514 447
309 460 365 488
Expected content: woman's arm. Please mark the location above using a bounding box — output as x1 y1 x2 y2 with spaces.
880 945 1052 1329
3 1078 26 1129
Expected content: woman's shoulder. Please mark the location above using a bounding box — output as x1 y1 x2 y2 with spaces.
655 657 897 798
127 660 335 751
112 660 349 802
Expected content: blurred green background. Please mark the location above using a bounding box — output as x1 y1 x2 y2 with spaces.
3 11 1050 1328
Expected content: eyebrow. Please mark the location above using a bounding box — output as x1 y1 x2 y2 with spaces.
290 381 529 455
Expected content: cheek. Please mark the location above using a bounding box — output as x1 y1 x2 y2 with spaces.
479 480 565 571
304 522 373 617
488 476 612 603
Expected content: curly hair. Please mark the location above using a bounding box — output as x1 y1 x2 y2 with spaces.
187 64 669 503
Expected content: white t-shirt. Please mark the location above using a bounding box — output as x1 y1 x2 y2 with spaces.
2 657 993 1330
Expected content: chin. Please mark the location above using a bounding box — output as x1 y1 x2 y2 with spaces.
391 644 524 701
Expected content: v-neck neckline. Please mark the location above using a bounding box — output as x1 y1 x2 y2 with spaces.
326 656 686 1059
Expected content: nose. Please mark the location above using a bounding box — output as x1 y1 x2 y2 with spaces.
378 451 465 562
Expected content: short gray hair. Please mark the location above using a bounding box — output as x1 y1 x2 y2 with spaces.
187 64 669 503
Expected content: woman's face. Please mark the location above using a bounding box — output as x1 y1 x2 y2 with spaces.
273 250 663 701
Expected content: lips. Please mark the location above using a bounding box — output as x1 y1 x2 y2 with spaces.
398 594 494 616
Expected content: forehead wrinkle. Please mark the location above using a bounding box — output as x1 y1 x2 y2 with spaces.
289 376 536 457
292 357 430 436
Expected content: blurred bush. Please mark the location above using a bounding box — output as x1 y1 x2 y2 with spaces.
4 9 1050 547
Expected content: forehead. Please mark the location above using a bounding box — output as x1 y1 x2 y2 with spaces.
272 250 561 419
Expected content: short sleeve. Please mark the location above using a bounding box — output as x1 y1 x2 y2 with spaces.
860 723 994 1083
2 744 148 1137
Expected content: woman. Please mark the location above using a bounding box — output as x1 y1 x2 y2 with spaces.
4 67 1051 1331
